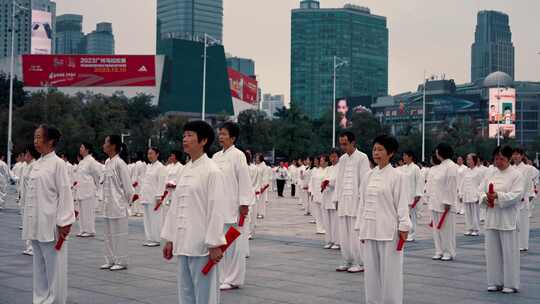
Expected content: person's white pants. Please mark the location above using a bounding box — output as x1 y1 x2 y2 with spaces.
32 240 68 304
143 203 161 242
485 229 520 290
256 196 266 217
104 217 128 266
409 206 417 240
219 224 246 287
312 202 325 234
322 209 338 244
431 210 456 257
338 216 363 265
177 255 220 304
363 238 403 304
78 197 97 234
464 202 480 232
518 207 530 250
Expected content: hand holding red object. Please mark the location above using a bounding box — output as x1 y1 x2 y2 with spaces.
154 191 169 211
396 236 405 251
238 215 246 227
55 224 72 251
202 226 241 275
436 209 450 230
132 181 138 188
131 194 140 202
487 183 495 208
428 221 433 228
321 180 330 193
166 182 177 189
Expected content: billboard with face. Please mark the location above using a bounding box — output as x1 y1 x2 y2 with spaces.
336 96 373 129
488 88 516 138
31 10 53 54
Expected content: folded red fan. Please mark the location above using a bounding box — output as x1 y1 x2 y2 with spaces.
487 183 495 208
202 226 241 275
154 191 169 211
320 180 330 193
238 214 246 227
132 181 138 188
132 194 140 202
396 236 405 251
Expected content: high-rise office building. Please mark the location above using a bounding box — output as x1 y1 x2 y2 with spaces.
262 94 285 119
226 56 255 77
55 14 83 54
1 0 56 58
471 10 515 82
157 0 223 43
84 22 115 54
291 1 388 118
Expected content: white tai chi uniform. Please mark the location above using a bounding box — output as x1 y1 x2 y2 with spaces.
212 145 254 288
310 166 327 234
20 160 36 253
458 166 483 234
102 155 134 267
322 164 339 245
399 163 423 241
161 162 184 227
161 154 226 304
302 167 312 214
247 164 259 238
73 155 102 235
514 162 534 251
479 166 523 290
356 165 411 304
456 164 467 214
427 159 458 259
288 165 298 197
22 152 76 304
335 149 370 269
297 165 306 206
140 160 167 244
0 159 11 207
255 162 271 218
476 165 490 222
12 161 26 209
130 160 146 215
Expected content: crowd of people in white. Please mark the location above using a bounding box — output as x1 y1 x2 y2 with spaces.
0 122 537 304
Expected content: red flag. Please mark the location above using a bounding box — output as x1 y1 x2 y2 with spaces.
487 183 495 208
437 209 450 230
202 226 241 275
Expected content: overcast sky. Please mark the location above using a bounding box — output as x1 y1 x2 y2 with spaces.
55 0 540 103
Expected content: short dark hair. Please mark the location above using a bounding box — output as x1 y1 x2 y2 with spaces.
25 145 40 159
81 142 93 155
403 150 415 161
339 131 355 143
431 152 441 165
493 145 513 160
256 153 265 163
106 135 129 162
329 148 341 157
171 150 184 163
38 124 62 147
319 154 330 166
148 147 160 155
513 148 525 155
219 121 240 143
184 120 215 153
435 143 453 160
244 150 252 164
373 135 399 155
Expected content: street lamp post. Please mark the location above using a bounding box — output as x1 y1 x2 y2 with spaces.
332 56 348 148
201 34 220 121
6 0 28 169
421 73 427 163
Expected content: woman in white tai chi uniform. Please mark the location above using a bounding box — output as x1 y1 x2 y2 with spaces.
22 125 76 304
74 142 102 237
458 153 483 236
321 149 340 250
100 135 134 271
356 135 411 304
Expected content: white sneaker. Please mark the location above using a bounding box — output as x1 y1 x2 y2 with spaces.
110 265 127 271
146 242 160 247
323 243 333 249
471 231 479 236
464 231 472 236
309 220 316 224
501 287 517 294
336 264 351 272
347 265 364 273
487 286 502 292
406 237 415 242
441 254 453 261
22 249 33 256
330 244 340 250
432 254 443 260
316 230 326 235
219 283 239 290
100 263 113 270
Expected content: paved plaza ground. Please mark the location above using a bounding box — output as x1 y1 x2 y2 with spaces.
1 186 540 304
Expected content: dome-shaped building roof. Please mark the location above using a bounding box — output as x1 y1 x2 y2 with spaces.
483 71 514 88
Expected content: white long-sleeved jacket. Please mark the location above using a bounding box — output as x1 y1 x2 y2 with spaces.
355 165 411 240
335 149 370 217
212 145 254 224
400 163 423 205
74 155 102 200
426 159 458 212
140 161 167 205
514 162 535 208
310 167 327 204
322 165 338 210
22 152 76 242
458 166 483 203
102 155 134 219
19 160 35 208
479 165 524 230
161 154 227 256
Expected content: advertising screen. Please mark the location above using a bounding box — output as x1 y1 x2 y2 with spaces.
336 96 373 129
31 10 52 54
22 55 157 87
227 68 258 105
488 88 516 138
